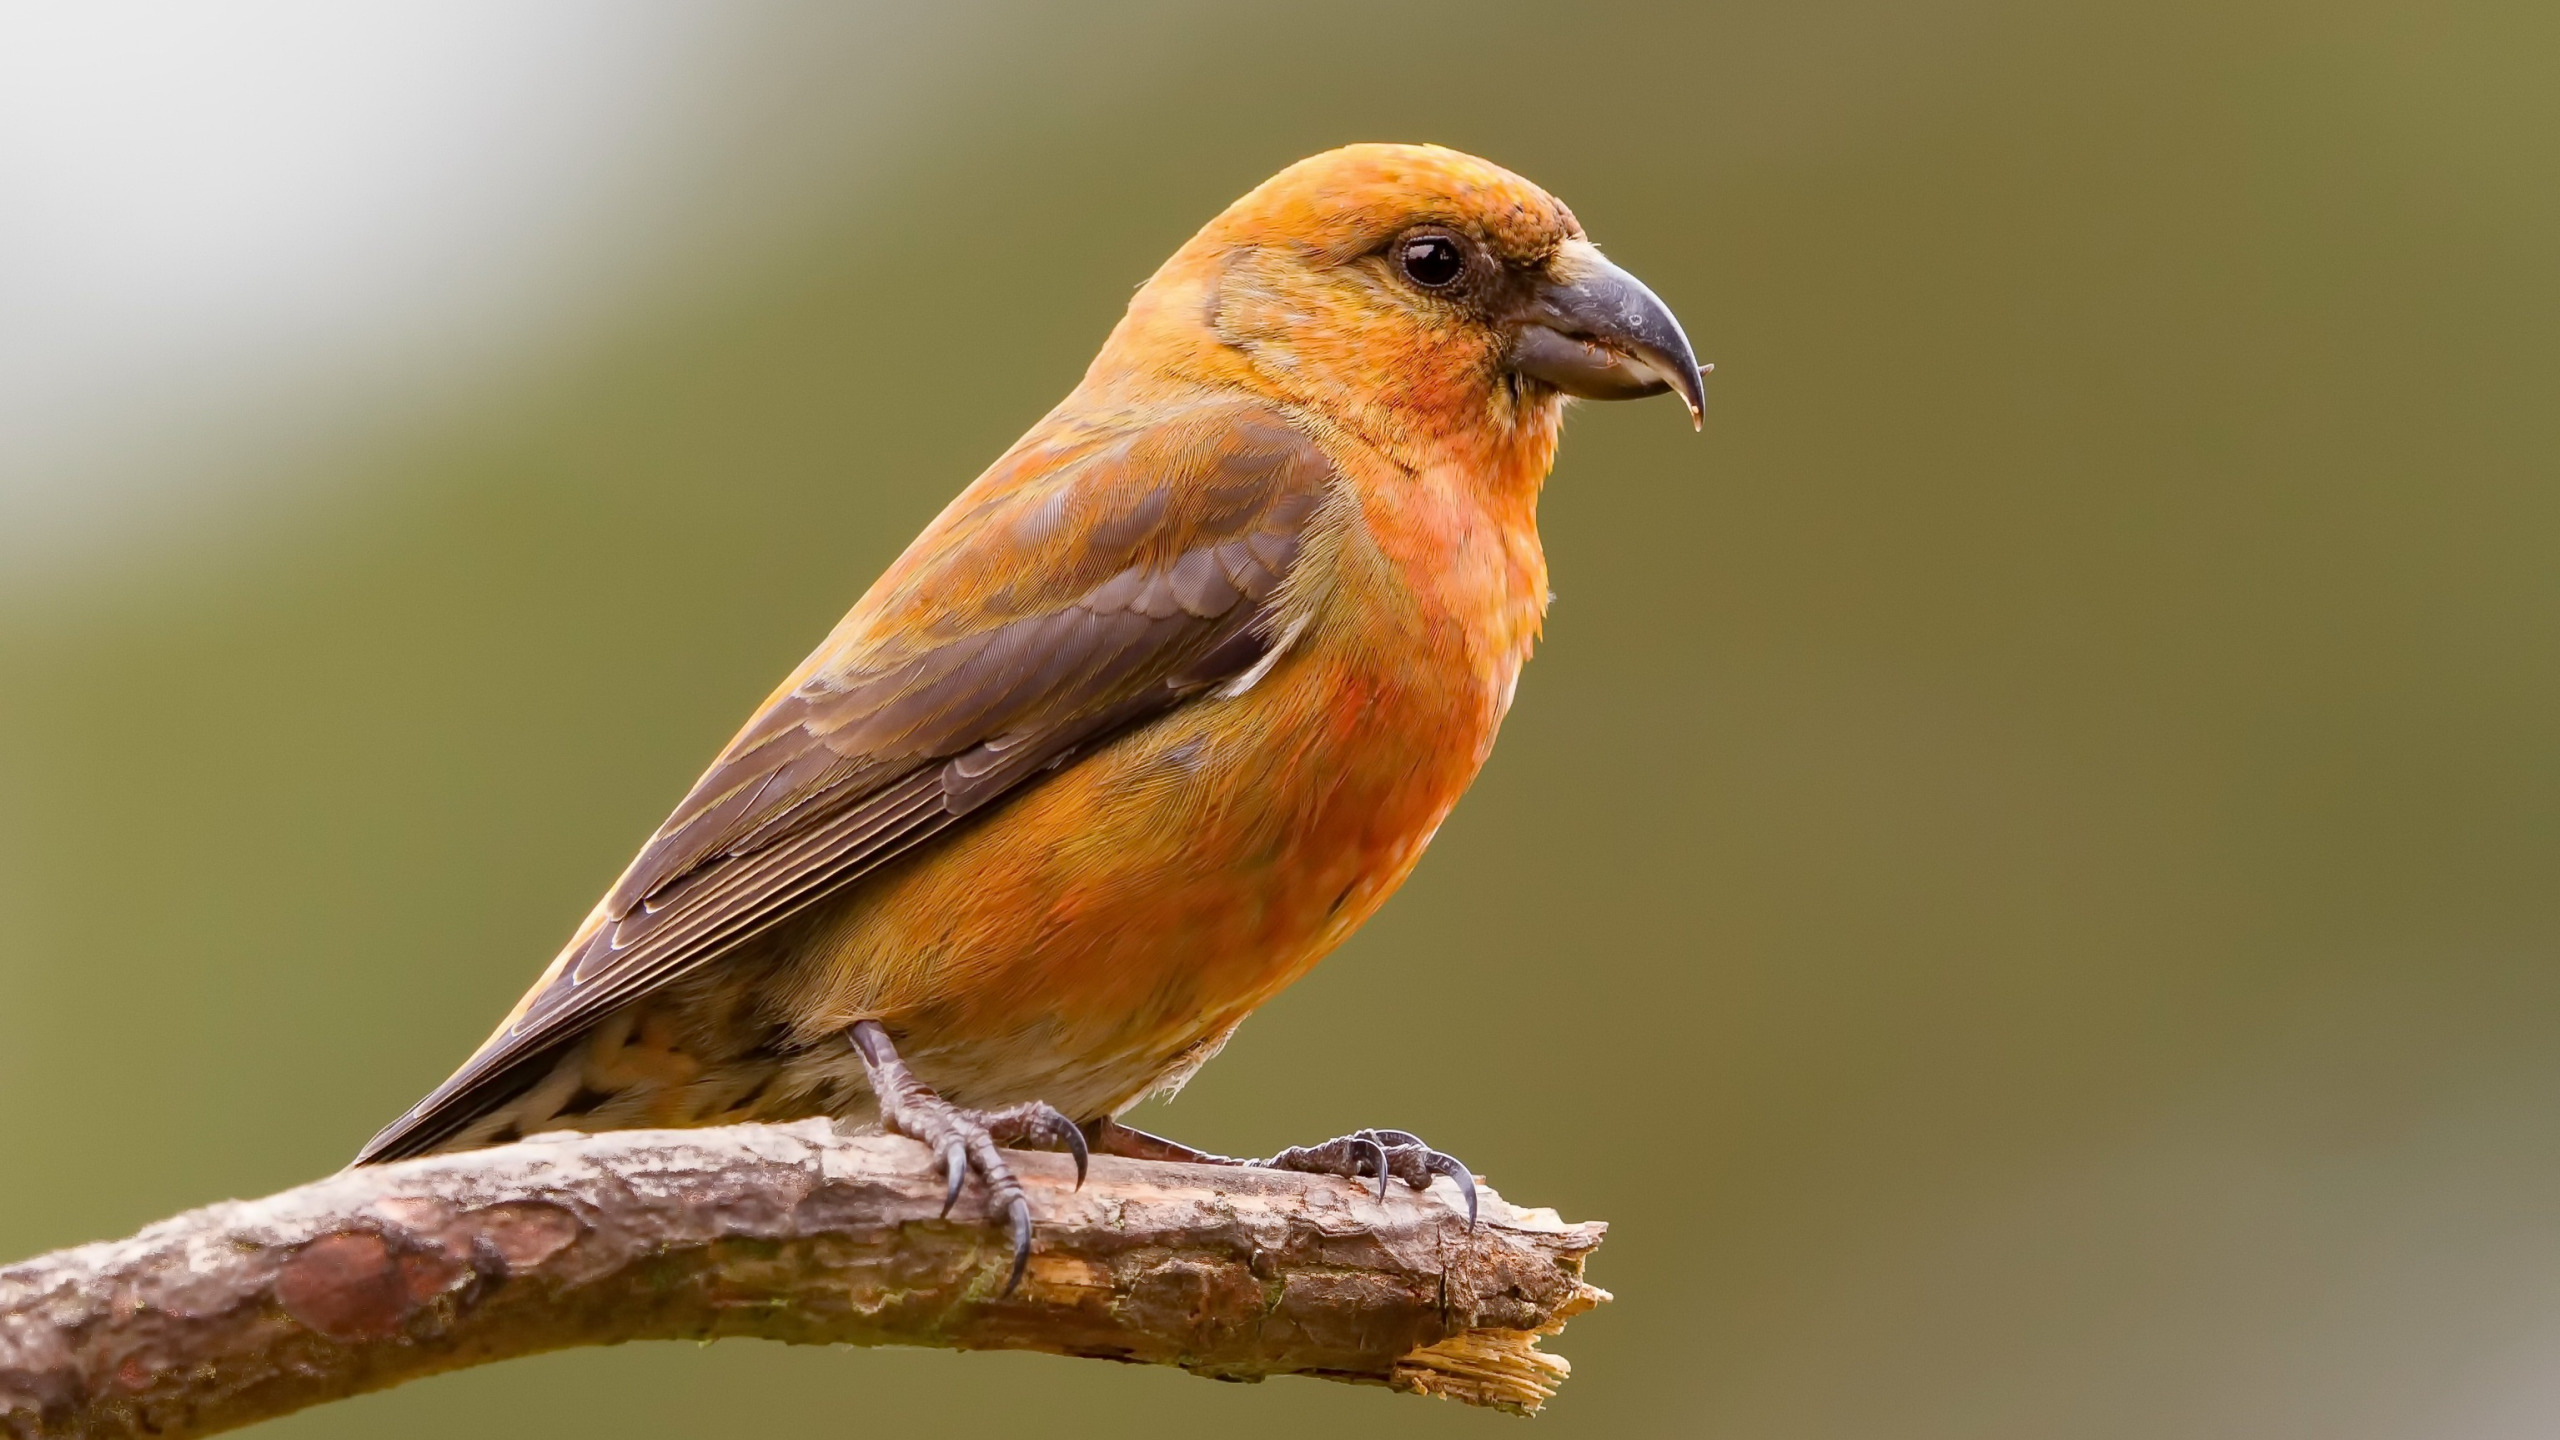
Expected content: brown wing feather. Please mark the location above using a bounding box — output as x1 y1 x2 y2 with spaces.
358 403 1334 1162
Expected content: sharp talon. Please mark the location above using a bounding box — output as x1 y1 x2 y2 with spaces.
939 1140 968 1216
1425 1151 1479 1228
1059 1113 1090 1188
1354 1135 1390 1201
1002 1195 1034 1295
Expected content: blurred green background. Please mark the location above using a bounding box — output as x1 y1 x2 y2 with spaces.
4 0 2556 1435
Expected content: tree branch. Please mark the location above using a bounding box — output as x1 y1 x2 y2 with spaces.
0 1121 1608 1437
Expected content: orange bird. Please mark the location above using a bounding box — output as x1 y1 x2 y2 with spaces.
360 143 1705 1288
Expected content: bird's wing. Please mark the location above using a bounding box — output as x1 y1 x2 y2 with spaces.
359 401 1339 1162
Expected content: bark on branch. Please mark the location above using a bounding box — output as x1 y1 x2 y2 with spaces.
0 1120 1608 1437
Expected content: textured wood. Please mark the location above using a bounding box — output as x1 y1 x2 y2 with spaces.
0 1121 1608 1437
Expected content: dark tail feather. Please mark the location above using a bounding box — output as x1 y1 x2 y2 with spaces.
353 1040 577 1166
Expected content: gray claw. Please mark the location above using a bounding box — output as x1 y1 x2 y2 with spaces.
1001 1195 1034 1295
1425 1150 1479 1228
938 1140 968 1217
1055 1108 1090 1188
1353 1134 1390 1200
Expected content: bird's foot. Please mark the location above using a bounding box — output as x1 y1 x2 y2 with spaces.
1263 1128 1480 1226
847 1021 1086 1293
1088 1118 1477 1227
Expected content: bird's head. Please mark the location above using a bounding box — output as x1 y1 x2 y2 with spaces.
1097 143 1706 470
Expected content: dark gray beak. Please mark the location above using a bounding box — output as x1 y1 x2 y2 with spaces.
1509 238 1709 428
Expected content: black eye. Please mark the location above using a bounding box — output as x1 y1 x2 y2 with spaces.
1396 232 1466 289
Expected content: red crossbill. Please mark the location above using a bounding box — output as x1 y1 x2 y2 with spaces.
360 143 1706 1288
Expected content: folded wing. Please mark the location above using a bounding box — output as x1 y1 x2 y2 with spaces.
358 402 1338 1162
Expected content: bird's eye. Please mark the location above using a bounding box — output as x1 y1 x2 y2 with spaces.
1395 232 1467 290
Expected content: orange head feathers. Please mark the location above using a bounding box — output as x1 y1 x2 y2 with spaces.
1094 143 1705 472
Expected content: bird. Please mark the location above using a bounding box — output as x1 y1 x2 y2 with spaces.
357 142 1706 1290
